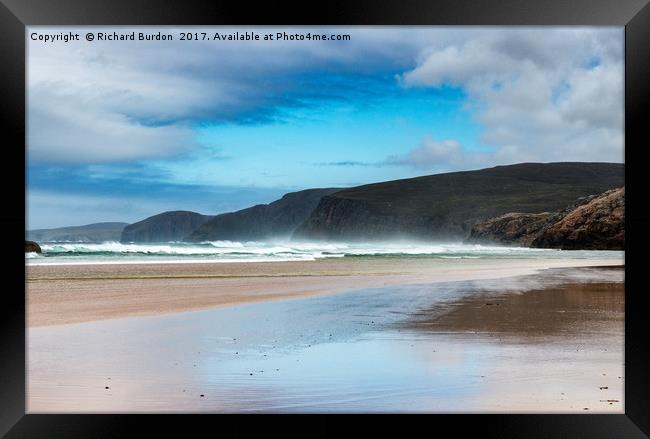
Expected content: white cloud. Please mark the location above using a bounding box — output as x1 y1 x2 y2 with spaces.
28 85 197 163
28 27 624 166
399 28 624 165
386 137 466 168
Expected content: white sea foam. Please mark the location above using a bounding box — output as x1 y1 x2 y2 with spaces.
26 240 624 266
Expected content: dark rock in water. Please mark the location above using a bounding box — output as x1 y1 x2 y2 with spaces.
25 240 42 253
531 187 624 250
294 162 624 241
120 211 213 243
467 187 624 250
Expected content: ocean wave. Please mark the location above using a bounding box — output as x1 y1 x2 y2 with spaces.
28 240 623 265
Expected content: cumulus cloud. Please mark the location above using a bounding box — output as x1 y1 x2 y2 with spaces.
399 28 624 165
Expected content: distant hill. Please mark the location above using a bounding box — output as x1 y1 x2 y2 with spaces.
293 162 624 241
187 188 341 242
27 222 128 243
120 211 213 243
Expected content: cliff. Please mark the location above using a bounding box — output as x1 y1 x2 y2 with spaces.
466 212 555 246
294 162 624 241
531 187 624 250
467 187 624 250
27 222 128 242
187 188 340 242
120 211 213 243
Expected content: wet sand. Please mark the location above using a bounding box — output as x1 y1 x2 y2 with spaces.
27 257 622 326
408 270 624 339
27 263 624 413
404 268 624 412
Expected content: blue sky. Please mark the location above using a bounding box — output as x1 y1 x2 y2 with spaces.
27 27 623 229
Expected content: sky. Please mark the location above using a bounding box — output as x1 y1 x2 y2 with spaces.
27 26 624 229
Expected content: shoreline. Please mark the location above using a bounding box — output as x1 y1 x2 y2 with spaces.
27 257 623 327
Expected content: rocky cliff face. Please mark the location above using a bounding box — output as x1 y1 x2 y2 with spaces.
294 162 624 241
293 195 473 240
467 187 624 250
467 212 554 246
120 211 213 243
531 187 624 250
187 188 340 242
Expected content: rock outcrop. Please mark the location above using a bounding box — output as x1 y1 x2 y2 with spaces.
467 187 624 250
467 212 554 246
294 162 624 241
531 187 624 250
25 240 42 253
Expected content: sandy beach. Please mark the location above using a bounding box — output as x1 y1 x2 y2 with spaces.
27 256 622 326
27 257 624 413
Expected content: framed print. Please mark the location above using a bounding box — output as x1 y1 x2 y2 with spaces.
1 0 649 436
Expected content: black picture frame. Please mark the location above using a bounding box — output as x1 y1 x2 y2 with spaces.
2 0 649 436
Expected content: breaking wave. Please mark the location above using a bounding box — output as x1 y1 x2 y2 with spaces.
26 240 623 265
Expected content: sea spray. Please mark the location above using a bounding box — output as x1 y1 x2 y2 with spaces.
26 241 623 266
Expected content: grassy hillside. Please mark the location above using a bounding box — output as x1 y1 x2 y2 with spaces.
187 188 340 242
294 162 624 241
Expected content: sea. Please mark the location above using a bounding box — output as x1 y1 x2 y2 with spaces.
25 240 624 265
